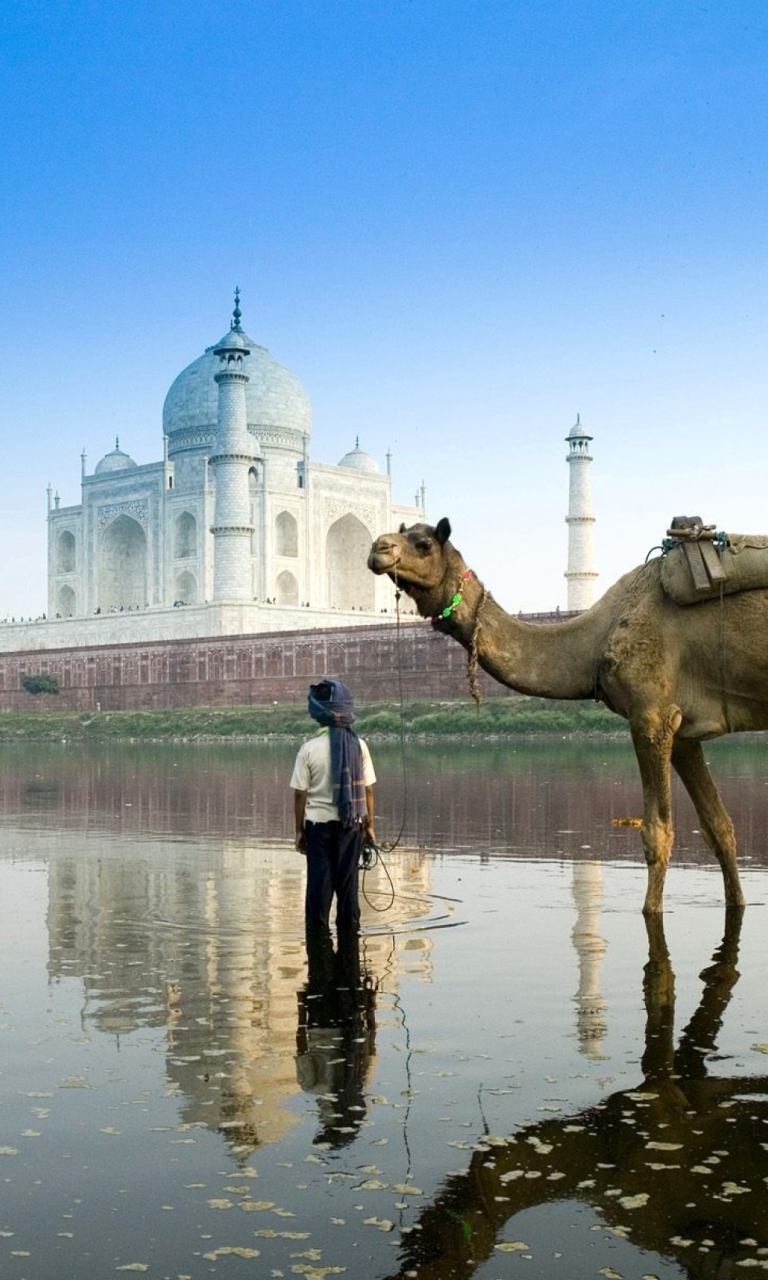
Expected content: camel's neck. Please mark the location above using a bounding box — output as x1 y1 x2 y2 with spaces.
422 553 628 701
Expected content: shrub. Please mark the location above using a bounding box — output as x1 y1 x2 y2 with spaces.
21 673 60 696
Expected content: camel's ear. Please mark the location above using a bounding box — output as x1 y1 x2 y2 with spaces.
435 518 451 545
399 523 407 533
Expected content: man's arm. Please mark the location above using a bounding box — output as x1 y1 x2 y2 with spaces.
364 785 375 844
293 789 307 852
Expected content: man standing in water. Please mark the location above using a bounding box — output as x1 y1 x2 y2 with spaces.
290 679 376 933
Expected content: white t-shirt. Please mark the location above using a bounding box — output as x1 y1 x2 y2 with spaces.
290 727 376 823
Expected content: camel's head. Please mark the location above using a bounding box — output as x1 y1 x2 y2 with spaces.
368 518 458 613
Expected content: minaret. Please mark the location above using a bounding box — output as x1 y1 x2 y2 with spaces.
565 414 598 610
209 290 259 601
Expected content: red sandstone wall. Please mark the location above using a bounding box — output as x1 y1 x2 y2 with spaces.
0 614 575 713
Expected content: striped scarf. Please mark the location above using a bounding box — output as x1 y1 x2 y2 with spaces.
308 679 366 828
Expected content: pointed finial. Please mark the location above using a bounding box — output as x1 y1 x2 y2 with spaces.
355 435 359 449
576 413 580 426
115 435 120 450
232 286 242 331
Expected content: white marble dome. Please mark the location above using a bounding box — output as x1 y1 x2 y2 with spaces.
163 326 312 455
567 414 592 440
338 444 380 474
94 441 138 475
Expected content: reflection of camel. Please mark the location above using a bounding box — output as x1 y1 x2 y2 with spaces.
296 929 377 1147
368 519 765 912
384 909 768 1280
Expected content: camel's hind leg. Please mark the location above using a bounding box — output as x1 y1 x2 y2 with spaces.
630 716 677 914
671 739 745 908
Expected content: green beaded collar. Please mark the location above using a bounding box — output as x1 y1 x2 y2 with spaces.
430 569 474 625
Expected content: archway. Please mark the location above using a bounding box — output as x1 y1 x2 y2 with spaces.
326 514 374 611
248 470 259 553
276 510 298 557
57 530 76 574
98 515 147 611
276 570 299 606
174 511 197 559
57 584 76 618
175 570 197 605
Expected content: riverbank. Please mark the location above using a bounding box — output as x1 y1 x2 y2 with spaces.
0 696 624 740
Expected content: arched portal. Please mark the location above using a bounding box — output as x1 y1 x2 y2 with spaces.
326 514 374 611
174 511 197 559
99 516 147 611
57 584 76 617
276 510 298 557
175 570 197 605
276 570 299 606
57 530 76 574
249 470 261 557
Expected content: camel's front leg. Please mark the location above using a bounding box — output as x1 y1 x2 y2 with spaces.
630 712 679 914
671 739 745 908
640 915 675 1078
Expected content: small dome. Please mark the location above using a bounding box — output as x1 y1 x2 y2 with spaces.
213 327 250 354
567 415 592 441
95 441 137 475
338 444 381 474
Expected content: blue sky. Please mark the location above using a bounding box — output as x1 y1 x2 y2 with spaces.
2 0 768 615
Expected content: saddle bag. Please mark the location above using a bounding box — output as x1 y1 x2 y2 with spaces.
660 515 768 605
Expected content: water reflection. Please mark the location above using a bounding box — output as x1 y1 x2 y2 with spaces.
388 908 768 1280
3 741 768 1277
45 835 434 1154
297 928 378 1147
6 737 768 866
571 861 608 1059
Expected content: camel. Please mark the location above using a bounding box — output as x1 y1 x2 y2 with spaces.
384 910 766 1280
368 518 768 913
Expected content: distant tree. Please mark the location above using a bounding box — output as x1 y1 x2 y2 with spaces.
22 673 60 696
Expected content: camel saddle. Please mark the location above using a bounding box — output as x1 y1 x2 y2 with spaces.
661 515 768 604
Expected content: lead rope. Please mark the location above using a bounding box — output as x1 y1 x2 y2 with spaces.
467 582 489 705
359 570 411 910
719 582 732 733
388 569 409 851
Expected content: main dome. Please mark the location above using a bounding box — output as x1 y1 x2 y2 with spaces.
163 323 312 456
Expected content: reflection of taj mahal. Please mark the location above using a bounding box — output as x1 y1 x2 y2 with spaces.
45 293 421 639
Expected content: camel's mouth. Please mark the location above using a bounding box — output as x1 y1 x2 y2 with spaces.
367 541 400 575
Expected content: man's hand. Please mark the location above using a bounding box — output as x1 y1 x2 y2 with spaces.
295 829 306 854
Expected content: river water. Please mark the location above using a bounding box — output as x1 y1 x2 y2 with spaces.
2 737 768 1280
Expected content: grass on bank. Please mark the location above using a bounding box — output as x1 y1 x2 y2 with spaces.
0 696 625 741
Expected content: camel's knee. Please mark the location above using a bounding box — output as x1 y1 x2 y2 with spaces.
632 705 682 750
640 818 673 868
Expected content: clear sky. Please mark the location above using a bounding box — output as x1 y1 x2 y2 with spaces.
2 0 768 617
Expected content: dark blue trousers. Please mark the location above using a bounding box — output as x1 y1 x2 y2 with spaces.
304 820 363 932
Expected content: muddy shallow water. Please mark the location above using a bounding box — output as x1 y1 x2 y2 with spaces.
2 739 768 1279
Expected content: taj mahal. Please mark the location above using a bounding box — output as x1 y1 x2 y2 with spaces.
0 293 598 657
15 293 424 654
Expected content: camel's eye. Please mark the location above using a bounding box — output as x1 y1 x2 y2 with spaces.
414 537 432 554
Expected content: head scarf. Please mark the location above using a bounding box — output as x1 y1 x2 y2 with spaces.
308 679 366 828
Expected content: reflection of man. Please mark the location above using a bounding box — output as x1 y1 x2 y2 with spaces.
290 679 376 933
296 929 377 1146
